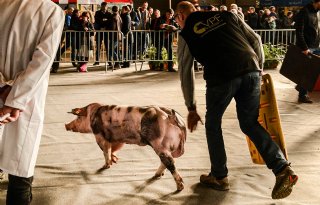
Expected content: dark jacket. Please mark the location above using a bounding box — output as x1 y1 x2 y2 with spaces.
130 10 140 30
247 12 258 29
295 3 320 50
109 13 122 41
180 11 263 86
121 13 131 35
94 10 112 30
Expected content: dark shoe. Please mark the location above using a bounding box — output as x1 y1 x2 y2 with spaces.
72 62 77 67
168 69 177 72
298 95 313 104
272 165 298 199
200 174 230 191
50 68 58 73
93 62 100 66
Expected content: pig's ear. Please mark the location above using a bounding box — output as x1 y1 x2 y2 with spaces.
70 107 87 116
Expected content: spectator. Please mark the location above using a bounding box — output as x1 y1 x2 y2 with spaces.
247 7 258 29
0 0 64 204
294 0 320 103
262 9 276 29
230 3 244 19
257 9 265 29
109 6 122 69
51 6 75 73
60 7 77 67
220 5 227 11
128 4 140 30
269 6 278 18
160 9 178 72
77 11 95 72
93 2 112 66
128 4 140 60
151 9 162 61
121 5 132 68
136 1 150 58
70 9 82 66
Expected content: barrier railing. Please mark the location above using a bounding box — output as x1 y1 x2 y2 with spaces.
54 29 295 71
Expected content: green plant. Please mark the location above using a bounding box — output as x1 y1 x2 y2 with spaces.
146 45 161 70
263 43 286 69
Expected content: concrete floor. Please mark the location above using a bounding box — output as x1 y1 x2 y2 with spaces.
1 63 320 205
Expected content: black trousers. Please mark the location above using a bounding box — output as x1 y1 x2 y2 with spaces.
7 175 33 205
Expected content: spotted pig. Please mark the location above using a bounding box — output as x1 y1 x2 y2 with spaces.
65 103 187 191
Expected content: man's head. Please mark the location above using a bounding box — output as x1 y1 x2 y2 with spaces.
313 0 320 9
67 7 74 15
175 1 196 28
230 4 238 11
101 2 107 12
142 1 148 10
220 5 227 11
249 7 255 13
148 7 154 15
112 6 119 14
269 6 276 12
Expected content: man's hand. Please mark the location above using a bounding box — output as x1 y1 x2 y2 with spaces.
187 110 203 132
0 106 21 125
302 49 310 55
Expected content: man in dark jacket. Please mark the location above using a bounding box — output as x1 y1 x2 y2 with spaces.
175 1 298 199
94 2 112 65
247 7 258 29
294 0 320 103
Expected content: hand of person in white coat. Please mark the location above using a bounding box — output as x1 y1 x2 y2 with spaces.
0 106 21 125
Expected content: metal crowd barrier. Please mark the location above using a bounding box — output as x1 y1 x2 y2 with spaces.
54 29 296 71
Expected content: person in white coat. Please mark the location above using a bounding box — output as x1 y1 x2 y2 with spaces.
0 0 64 204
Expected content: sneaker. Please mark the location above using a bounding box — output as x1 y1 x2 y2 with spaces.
298 95 313 104
200 174 230 191
272 165 298 199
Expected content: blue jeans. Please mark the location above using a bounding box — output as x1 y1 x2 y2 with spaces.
205 71 288 178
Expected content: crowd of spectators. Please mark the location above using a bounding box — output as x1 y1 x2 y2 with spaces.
52 1 298 73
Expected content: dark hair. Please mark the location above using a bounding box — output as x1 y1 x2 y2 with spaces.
81 11 88 17
72 9 79 15
166 8 174 14
112 6 119 13
127 4 132 10
101 2 107 6
207 5 213 10
314 0 320 3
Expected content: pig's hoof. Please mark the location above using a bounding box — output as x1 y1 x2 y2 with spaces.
103 164 111 169
112 154 118 163
177 182 184 191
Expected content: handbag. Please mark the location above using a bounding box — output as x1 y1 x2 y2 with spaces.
280 44 320 91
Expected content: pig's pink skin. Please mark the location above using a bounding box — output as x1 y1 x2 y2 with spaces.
65 103 186 191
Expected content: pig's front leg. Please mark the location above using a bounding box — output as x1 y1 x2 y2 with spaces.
103 142 112 169
157 150 184 191
154 162 166 179
95 134 113 169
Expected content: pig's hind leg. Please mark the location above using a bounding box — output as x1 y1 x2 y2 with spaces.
111 143 124 163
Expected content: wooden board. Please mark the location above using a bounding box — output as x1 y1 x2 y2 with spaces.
280 44 320 91
246 74 288 164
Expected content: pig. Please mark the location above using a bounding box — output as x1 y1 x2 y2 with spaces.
65 103 187 191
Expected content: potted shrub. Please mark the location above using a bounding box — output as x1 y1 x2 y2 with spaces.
161 47 168 71
263 43 286 69
146 45 161 70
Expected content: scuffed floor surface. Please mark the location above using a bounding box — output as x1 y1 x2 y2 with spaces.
1 64 320 205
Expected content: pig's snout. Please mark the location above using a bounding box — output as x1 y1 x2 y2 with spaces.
65 122 74 131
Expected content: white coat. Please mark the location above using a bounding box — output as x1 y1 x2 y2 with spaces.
0 0 64 177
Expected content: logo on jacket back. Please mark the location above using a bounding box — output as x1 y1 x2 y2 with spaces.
193 14 226 36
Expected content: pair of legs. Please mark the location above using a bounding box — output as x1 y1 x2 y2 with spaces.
6 175 33 205
205 71 288 178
